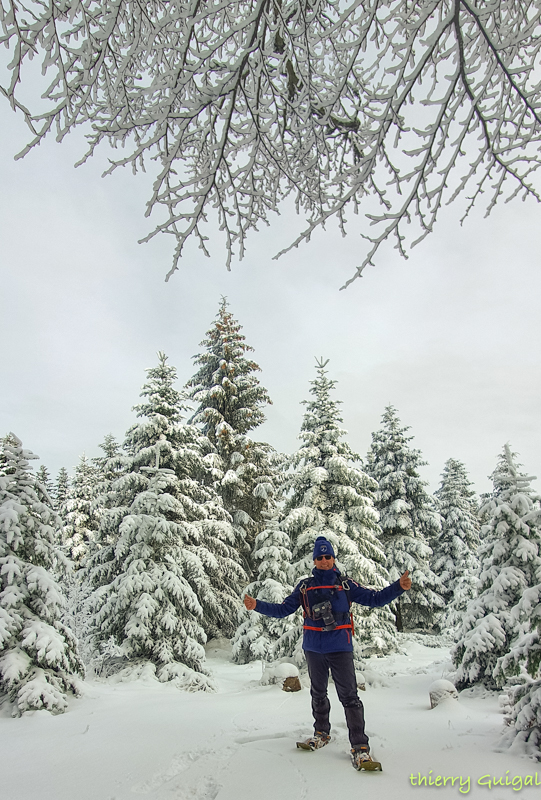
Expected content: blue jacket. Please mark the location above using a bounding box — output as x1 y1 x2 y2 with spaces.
255 567 403 653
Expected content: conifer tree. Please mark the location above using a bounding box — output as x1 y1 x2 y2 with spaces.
36 464 59 549
95 433 122 464
186 299 279 568
497 579 541 759
433 458 480 634
453 446 541 690
36 465 54 499
366 405 443 632
86 353 246 687
0 435 84 714
281 361 398 663
232 513 298 664
126 351 247 637
54 467 71 517
92 434 123 497
63 454 100 567
88 453 215 689
59 452 103 665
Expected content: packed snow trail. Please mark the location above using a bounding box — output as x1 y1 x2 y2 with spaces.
1 639 539 800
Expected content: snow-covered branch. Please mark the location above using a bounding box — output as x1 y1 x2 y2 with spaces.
2 1 541 284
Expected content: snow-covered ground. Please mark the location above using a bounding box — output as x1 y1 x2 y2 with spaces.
2 636 539 800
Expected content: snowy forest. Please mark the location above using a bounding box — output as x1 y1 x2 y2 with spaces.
1 298 540 763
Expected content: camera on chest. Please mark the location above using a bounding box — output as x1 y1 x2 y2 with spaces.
311 600 336 631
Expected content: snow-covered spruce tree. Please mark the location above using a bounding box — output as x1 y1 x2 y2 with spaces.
87 458 215 688
94 432 121 464
92 434 123 496
232 513 298 664
88 454 219 688
35 464 59 547
433 458 480 634
453 446 541 691
126 351 247 639
90 434 125 543
186 298 279 571
280 360 398 664
0 435 84 715
54 440 122 668
60 452 105 665
497 576 541 760
86 353 245 687
0 433 18 474
35 465 54 498
39 457 98 661
54 467 71 517
366 405 443 632
62 454 100 567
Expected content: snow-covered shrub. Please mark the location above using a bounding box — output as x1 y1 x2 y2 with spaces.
0 435 84 715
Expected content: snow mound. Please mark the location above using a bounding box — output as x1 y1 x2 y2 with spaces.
260 662 299 685
361 668 391 688
429 678 459 708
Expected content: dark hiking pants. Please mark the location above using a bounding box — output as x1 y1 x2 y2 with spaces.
304 650 369 750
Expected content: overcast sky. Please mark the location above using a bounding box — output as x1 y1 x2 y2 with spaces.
1 100 540 497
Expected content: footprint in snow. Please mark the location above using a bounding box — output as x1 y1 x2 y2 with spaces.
180 776 220 800
130 751 203 794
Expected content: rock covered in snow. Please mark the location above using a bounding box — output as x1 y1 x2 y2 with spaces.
429 678 458 708
260 661 300 687
355 671 366 691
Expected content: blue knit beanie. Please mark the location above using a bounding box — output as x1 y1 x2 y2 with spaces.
312 536 335 560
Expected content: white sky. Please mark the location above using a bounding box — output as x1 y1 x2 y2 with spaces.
1 101 540 496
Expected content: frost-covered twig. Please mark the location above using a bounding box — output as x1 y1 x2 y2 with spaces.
2 1 541 285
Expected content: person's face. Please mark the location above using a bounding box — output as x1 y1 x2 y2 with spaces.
314 555 335 571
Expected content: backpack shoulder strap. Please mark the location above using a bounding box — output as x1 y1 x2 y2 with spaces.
340 576 352 608
298 576 312 616
340 575 355 636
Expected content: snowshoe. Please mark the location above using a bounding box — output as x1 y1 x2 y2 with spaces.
296 732 331 751
351 747 382 771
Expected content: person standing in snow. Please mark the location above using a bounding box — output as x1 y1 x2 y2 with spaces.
243 536 411 770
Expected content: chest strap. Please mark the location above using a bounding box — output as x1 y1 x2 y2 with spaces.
299 579 355 636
